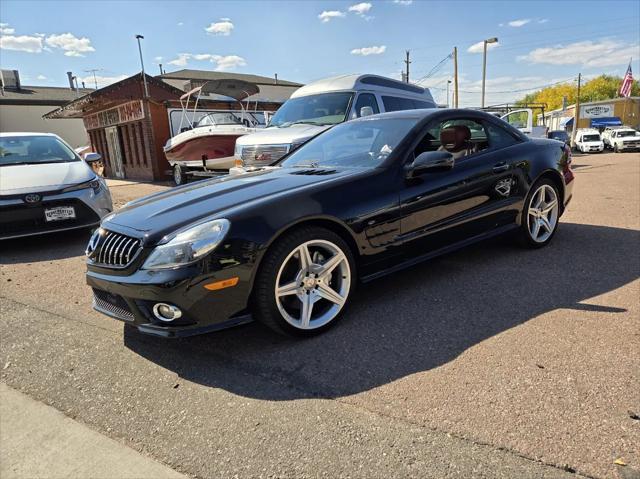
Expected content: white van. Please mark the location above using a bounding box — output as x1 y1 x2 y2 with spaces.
575 129 604 153
232 74 436 169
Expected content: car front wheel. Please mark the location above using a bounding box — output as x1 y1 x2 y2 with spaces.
519 179 561 248
253 227 355 336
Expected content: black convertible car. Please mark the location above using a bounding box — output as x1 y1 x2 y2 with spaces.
86 109 574 337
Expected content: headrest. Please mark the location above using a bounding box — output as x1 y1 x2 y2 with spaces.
440 125 471 152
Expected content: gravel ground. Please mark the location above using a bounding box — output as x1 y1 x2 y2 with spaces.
1 152 639 479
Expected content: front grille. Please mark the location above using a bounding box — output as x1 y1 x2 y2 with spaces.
0 198 99 238
92 230 141 268
92 289 134 321
241 144 290 165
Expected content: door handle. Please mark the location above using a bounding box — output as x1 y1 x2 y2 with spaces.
493 162 509 173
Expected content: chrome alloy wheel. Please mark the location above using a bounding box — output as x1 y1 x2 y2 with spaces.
527 184 559 243
274 239 351 330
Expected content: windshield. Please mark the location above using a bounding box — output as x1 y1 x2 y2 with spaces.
269 92 354 127
618 130 638 137
0 135 79 166
279 117 418 169
549 131 568 140
196 112 243 127
582 134 600 142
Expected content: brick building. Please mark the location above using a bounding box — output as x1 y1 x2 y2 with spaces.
45 71 300 181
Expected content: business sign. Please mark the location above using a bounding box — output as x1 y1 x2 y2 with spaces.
581 104 614 118
84 100 144 130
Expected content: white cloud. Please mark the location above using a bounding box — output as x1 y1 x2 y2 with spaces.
36 74 47 80
205 19 234 36
508 19 530 27
467 40 500 54
45 33 95 57
518 39 637 68
349 2 372 15
0 23 15 34
538 18 549 24
351 45 386 56
393 0 413 4
318 10 345 23
0 34 43 53
77 74 127 88
167 53 246 71
177 22 184 26
154 56 163 63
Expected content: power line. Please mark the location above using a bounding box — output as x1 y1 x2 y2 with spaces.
427 77 576 94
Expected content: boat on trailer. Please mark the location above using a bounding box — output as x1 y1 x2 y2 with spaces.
163 79 261 184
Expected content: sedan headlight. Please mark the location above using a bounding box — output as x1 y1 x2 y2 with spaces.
142 219 230 270
61 176 102 194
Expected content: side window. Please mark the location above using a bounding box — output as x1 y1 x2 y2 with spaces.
353 93 380 118
413 118 489 161
382 96 415 112
484 122 519 149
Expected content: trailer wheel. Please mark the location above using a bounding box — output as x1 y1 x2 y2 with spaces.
173 164 188 186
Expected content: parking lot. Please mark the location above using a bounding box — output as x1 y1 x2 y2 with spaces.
1 151 638 478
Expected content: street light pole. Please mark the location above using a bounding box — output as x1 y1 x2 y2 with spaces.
481 37 498 108
447 80 452 108
135 34 149 98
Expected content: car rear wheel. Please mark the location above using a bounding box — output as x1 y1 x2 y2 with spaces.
253 227 355 336
518 179 560 248
173 164 188 186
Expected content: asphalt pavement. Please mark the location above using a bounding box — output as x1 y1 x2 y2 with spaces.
1 152 639 479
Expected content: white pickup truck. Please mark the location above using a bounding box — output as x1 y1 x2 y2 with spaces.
605 127 640 152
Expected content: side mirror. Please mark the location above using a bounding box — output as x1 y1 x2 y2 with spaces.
360 106 374 117
408 151 454 177
83 152 102 163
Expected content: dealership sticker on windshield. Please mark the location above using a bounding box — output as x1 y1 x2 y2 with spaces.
45 206 76 222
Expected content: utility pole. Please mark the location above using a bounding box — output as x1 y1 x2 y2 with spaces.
453 47 459 108
84 69 101 89
481 37 498 108
447 80 452 108
135 34 149 98
404 50 411 83
571 73 581 147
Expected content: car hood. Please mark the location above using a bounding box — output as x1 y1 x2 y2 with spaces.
235 124 331 147
106 167 358 243
0 161 94 195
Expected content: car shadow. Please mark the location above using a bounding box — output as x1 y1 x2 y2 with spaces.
124 222 639 400
0 228 92 265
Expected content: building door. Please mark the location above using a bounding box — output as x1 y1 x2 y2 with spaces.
105 126 125 179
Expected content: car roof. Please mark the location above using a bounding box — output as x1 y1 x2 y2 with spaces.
291 74 434 101
0 132 59 138
350 107 503 122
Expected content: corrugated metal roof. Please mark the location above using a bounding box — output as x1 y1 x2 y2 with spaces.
158 69 302 87
0 86 94 105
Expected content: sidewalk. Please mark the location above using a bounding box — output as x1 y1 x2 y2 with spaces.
0 383 185 479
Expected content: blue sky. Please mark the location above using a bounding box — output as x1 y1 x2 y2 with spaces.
1 0 638 106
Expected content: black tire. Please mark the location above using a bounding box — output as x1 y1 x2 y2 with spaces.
173 164 188 186
253 226 356 337
517 178 561 249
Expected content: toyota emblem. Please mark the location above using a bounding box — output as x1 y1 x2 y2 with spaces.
24 193 42 204
85 229 103 259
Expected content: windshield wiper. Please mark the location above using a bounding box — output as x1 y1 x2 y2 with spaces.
277 120 329 128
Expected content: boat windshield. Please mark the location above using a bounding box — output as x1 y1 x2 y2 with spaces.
196 112 243 127
269 92 354 128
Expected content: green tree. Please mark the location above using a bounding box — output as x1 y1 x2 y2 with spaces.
516 74 639 111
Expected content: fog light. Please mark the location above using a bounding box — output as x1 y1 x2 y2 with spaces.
152 303 182 322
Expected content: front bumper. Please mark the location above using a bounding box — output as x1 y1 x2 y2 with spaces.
0 186 113 240
87 262 254 337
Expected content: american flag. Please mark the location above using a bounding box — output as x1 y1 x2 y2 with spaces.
619 61 633 98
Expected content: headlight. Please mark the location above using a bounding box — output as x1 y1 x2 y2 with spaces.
62 176 102 194
142 219 230 270
234 143 243 158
